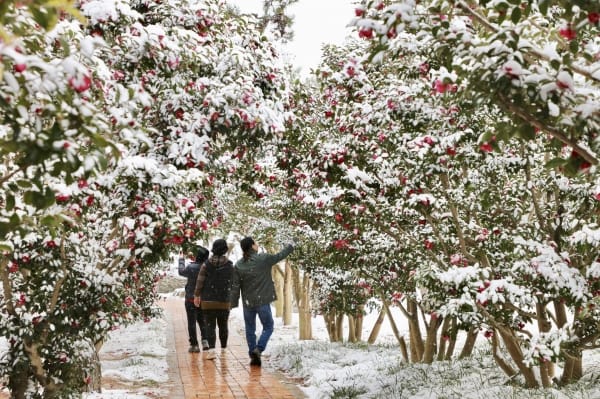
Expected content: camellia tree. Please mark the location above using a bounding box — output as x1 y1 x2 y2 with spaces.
270 0 600 389
253 7 600 388
0 0 294 397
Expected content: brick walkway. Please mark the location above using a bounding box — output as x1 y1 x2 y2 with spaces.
162 297 307 399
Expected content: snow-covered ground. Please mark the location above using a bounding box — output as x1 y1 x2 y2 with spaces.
2 259 600 399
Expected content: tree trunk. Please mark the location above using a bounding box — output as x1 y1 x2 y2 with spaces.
273 265 284 317
490 330 517 378
458 327 478 359
355 305 364 342
422 314 441 364
347 314 357 343
382 299 403 345
282 263 293 326
323 311 339 342
368 307 386 344
335 313 344 342
535 301 553 387
437 317 451 361
292 266 313 340
497 327 539 388
407 299 424 363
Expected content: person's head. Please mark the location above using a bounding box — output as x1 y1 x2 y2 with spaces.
195 246 209 263
240 236 256 260
211 238 228 256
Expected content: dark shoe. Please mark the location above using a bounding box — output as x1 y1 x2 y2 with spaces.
250 348 262 366
188 345 200 353
201 340 209 351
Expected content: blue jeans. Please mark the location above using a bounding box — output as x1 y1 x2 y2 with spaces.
243 304 274 356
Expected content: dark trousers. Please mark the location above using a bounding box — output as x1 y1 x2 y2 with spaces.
203 309 230 349
184 301 205 346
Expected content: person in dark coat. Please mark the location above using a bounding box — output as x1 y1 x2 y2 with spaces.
230 236 294 366
193 239 234 360
178 246 209 353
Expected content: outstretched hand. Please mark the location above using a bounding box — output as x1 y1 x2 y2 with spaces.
193 297 201 307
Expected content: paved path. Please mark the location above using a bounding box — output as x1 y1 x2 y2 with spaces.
162 297 307 399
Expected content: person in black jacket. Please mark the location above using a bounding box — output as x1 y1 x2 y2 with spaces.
193 239 233 360
230 236 294 366
178 246 209 353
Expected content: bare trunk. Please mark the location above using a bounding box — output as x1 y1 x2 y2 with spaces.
382 299 403 345
535 302 553 387
273 265 284 317
293 267 313 340
458 327 478 359
437 317 451 361
398 336 409 363
491 330 517 378
355 305 364 342
422 314 441 364
282 263 293 326
407 299 424 362
367 307 386 344
347 315 357 343
497 327 539 388
335 313 344 342
323 311 339 342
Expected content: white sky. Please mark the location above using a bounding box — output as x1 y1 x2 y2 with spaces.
228 0 357 76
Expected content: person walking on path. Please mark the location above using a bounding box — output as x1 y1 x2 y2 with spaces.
178 246 210 353
231 236 295 367
193 238 234 360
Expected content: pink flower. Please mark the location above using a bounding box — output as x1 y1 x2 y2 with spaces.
69 74 92 93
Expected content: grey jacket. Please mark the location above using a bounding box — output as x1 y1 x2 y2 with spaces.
231 244 294 308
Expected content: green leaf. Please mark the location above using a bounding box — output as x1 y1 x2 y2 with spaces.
517 124 535 140
511 7 522 24
539 0 549 15
544 157 566 169
6 195 15 211
569 40 578 54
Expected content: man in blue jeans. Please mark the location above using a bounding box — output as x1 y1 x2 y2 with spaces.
231 237 294 366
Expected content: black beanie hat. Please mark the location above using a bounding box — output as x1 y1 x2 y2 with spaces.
211 239 228 256
196 246 209 263
240 236 255 253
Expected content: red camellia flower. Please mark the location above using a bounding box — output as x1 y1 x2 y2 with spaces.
355 8 364 17
333 239 349 250
69 74 92 93
56 193 70 202
424 239 434 250
8 262 18 273
13 63 26 73
588 12 600 24
358 28 374 39
593 192 600 201
479 142 493 152
559 26 576 41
